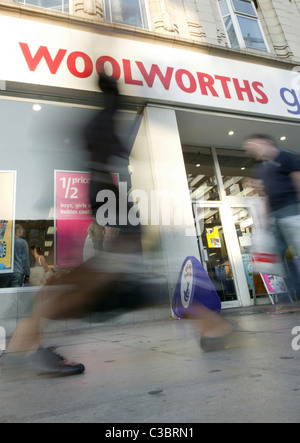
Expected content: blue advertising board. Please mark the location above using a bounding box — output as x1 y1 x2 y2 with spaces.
172 256 221 318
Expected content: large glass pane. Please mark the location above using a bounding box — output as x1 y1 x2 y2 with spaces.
219 0 230 16
231 206 265 300
0 98 138 288
224 16 240 49
105 0 148 29
184 148 220 202
237 16 267 51
217 149 260 197
232 0 256 16
15 0 69 12
195 206 238 302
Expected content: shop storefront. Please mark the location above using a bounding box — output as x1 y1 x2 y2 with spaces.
1 12 300 311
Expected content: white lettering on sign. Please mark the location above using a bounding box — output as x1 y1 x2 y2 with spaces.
181 260 193 309
0 326 6 352
291 326 300 351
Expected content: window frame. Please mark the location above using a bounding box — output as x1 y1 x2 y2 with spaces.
14 0 71 14
218 0 269 53
103 0 151 31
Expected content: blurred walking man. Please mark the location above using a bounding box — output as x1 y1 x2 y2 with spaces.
243 134 300 300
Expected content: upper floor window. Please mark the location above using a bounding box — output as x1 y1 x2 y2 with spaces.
14 0 69 13
104 0 149 29
218 0 268 52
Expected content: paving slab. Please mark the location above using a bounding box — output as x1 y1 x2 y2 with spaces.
0 305 299 423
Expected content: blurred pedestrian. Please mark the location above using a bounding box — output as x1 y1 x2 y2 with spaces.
1 73 145 377
0 224 30 288
1 74 235 379
243 134 300 300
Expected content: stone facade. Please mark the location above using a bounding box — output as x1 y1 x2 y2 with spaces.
1 0 300 63
74 0 103 20
151 0 300 62
69 0 300 62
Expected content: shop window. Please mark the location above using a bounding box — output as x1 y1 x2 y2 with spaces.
218 0 268 52
216 149 260 197
104 0 149 29
183 147 220 202
0 98 138 290
14 0 69 13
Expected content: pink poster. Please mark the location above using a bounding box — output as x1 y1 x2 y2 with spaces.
261 274 288 295
55 171 94 269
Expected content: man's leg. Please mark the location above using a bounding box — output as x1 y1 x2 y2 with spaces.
270 211 296 303
7 262 114 356
278 213 300 299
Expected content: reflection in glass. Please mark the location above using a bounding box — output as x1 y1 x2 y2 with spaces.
224 16 240 49
104 0 149 29
232 206 261 300
237 16 267 51
219 0 230 16
217 149 260 197
14 0 69 12
0 98 138 288
184 148 220 202
219 0 268 53
232 0 256 16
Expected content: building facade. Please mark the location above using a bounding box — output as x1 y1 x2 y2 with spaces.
0 0 300 323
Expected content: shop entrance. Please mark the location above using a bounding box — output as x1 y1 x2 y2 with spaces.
184 146 266 308
193 203 238 305
193 199 265 307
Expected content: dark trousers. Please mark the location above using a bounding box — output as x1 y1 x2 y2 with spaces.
0 273 24 288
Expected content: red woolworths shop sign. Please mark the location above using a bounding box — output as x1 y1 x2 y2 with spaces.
1 16 300 119
19 42 268 104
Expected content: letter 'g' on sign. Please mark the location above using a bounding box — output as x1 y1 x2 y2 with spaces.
280 88 300 115
0 326 6 352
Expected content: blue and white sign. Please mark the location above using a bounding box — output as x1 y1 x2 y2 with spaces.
173 256 221 318
181 258 194 309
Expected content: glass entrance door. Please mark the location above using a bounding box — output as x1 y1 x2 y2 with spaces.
186 146 266 308
231 203 269 304
232 206 255 299
193 201 264 307
193 204 240 306
216 147 268 305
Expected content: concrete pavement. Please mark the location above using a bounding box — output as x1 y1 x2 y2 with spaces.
0 305 300 423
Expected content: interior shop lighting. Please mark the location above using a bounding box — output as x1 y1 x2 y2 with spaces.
32 104 42 112
280 136 287 141
47 227 55 236
190 174 205 188
228 131 235 136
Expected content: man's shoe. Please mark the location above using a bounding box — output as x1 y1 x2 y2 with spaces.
200 335 229 353
0 347 85 378
200 331 243 352
31 347 85 377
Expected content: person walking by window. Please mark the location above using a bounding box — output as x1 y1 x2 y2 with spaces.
243 134 300 300
0 224 30 288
